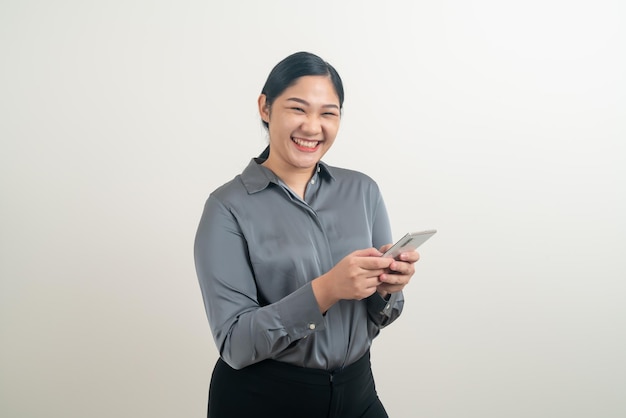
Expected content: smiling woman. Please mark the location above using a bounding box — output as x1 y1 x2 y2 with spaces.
194 51 422 418
259 75 341 198
257 52 344 199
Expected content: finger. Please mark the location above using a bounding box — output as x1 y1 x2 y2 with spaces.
398 250 420 263
353 247 384 258
379 243 393 253
388 260 415 275
379 272 409 285
362 269 390 281
358 256 393 270
363 276 383 288
377 283 406 294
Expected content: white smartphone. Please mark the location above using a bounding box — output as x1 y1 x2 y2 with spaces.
382 229 437 258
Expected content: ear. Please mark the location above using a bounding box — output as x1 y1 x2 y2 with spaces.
258 94 270 123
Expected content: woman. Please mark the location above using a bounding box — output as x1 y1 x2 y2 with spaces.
194 51 420 417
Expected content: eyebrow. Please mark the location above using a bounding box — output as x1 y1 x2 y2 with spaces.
286 97 340 110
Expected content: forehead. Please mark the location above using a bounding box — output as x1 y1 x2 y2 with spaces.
278 75 340 105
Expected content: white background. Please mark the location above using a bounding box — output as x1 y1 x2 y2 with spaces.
1 1 625 417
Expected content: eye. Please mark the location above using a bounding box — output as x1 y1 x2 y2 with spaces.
291 107 305 113
323 112 339 117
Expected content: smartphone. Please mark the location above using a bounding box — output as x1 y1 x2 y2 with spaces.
382 229 437 258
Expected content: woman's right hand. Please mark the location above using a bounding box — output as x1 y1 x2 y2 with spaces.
311 248 394 313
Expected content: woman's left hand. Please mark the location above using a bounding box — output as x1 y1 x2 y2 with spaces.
376 244 420 297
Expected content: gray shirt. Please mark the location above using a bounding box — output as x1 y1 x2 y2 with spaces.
194 148 404 371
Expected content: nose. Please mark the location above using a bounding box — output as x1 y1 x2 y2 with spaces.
301 114 322 135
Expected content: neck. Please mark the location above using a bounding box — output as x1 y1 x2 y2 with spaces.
262 160 315 199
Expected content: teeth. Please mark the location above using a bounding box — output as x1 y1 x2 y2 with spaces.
292 138 319 148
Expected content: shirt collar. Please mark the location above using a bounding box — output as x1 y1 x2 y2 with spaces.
240 146 335 194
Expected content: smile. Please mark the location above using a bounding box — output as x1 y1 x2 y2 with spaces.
291 137 320 150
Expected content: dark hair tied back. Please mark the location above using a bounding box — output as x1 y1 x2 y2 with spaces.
260 51 344 130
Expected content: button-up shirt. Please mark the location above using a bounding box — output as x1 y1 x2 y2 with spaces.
194 148 404 371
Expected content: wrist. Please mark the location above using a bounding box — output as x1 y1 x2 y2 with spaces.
312 274 337 314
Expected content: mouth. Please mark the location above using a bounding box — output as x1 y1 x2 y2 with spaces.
291 137 321 152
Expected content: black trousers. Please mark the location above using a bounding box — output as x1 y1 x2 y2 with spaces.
207 351 389 418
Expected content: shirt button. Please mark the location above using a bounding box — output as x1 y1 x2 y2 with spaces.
308 323 316 330
310 178 315 185
385 304 391 310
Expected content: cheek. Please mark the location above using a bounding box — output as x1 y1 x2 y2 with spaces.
268 119 291 140
323 122 340 141
272 115 299 135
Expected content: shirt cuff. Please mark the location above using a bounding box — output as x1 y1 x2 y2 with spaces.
370 291 399 316
276 282 326 338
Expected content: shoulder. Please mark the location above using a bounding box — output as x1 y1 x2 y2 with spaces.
321 163 386 210
324 164 381 191
207 175 248 205
206 157 267 200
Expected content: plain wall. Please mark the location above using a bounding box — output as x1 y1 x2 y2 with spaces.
1 1 624 417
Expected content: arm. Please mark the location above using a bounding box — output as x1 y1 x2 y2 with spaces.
194 196 325 369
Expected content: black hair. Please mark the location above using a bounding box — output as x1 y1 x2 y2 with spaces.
260 51 344 130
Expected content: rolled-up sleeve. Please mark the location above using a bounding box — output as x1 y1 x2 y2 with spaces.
194 196 325 370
